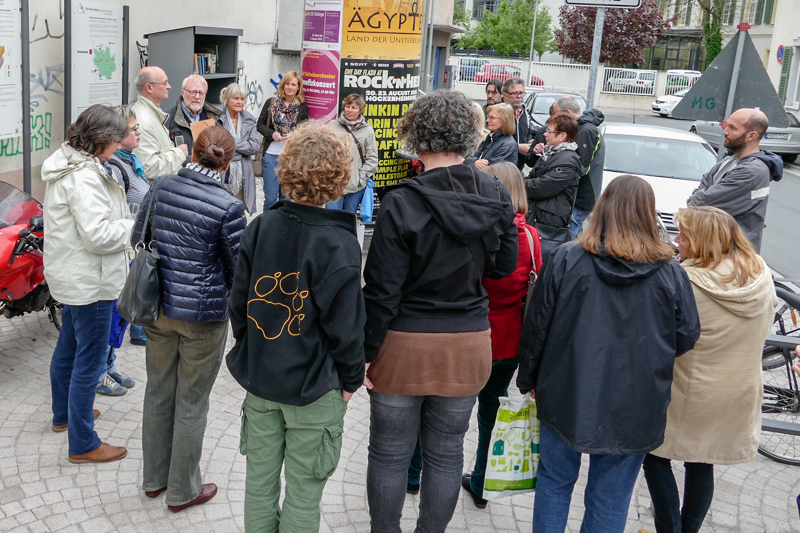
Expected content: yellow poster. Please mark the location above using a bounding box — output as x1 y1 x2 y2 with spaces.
341 0 424 60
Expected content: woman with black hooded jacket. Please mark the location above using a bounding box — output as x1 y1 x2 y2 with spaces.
523 113 582 229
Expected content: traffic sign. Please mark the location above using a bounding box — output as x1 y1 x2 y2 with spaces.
777 45 785 64
565 0 642 7
671 31 790 127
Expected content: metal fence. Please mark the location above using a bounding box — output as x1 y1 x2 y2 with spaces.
663 72 701 96
454 55 590 93
601 67 657 96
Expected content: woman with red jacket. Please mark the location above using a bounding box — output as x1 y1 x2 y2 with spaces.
461 161 543 509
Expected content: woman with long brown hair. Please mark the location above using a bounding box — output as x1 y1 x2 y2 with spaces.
641 206 776 533
257 71 310 210
516 174 701 532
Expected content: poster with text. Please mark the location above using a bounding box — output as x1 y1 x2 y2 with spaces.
341 0 424 60
339 59 419 189
70 1 123 120
303 0 344 51
302 49 341 122
0 0 23 140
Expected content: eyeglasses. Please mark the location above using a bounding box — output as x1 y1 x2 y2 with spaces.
149 80 169 86
184 89 207 97
544 130 563 135
504 91 525 97
129 124 140 133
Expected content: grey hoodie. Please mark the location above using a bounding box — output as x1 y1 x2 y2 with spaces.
688 150 784 252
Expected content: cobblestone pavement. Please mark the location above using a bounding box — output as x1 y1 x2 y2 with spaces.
2 304 800 532
2 179 799 532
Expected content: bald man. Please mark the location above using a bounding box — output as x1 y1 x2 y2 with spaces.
688 108 783 252
130 66 188 179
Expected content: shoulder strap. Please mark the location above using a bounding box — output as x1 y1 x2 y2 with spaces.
139 176 168 246
107 158 130 193
522 226 538 318
344 125 366 165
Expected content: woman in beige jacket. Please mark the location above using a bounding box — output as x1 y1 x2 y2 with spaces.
641 206 776 533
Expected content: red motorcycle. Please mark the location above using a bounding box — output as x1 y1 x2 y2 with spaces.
0 182 60 329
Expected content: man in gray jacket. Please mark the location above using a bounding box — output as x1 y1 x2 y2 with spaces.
688 108 783 252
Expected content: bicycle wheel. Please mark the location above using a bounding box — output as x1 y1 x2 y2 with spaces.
759 352 800 466
762 282 800 370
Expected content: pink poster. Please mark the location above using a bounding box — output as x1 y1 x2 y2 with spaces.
301 49 341 123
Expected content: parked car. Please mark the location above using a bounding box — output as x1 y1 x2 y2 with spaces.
665 69 701 93
690 112 800 163
457 57 488 82
651 88 690 117
525 91 587 127
601 123 718 234
473 62 544 86
604 69 655 94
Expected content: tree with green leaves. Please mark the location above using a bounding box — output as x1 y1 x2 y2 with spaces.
452 0 471 31
692 0 726 65
459 0 555 59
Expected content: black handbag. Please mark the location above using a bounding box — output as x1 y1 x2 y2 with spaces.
117 176 167 326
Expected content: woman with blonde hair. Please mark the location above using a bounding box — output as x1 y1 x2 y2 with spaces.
516 174 701 532
641 206 776 533
461 161 542 508
220 83 260 213
257 71 310 210
465 103 518 169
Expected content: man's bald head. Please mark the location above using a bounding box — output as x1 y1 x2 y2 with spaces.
134 66 171 107
135 66 165 93
731 108 769 141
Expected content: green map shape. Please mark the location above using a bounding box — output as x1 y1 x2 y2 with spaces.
93 46 116 80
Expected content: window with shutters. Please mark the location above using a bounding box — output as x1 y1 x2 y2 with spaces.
749 0 765 25
778 46 793 103
681 0 693 25
764 0 776 24
723 0 736 25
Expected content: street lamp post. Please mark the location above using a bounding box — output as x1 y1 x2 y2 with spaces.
527 0 540 85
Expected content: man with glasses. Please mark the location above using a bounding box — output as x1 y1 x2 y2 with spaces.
501 77 535 171
483 79 503 115
166 75 222 159
131 66 188 179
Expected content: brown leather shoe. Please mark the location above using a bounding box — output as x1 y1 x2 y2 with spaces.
68 442 127 464
167 483 217 513
52 409 100 432
144 487 167 498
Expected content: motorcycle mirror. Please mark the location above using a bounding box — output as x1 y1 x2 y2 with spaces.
29 216 43 232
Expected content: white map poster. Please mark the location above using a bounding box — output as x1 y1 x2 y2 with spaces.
70 1 123 119
0 0 23 140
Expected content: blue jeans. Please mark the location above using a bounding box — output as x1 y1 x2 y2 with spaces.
470 357 519 497
142 312 229 506
326 188 365 214
262 152 286 211
367 391 477 533
50 300 113 455
569 206 592 240
533 423 645 533
130 324 145 341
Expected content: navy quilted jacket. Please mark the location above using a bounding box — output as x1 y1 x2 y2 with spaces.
131 167 246 322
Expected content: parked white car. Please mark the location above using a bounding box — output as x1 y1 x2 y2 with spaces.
601 123 718 234
651 88 690 117
604 69 655 94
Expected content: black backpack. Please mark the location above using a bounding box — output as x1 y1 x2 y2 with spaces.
106 158 130 193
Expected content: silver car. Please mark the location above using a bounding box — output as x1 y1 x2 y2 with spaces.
690 112 800 163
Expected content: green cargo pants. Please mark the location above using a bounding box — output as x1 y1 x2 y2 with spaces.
240 389 347 533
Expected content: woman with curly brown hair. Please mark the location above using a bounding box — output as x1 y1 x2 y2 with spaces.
363 89 518 532
227 120 366 533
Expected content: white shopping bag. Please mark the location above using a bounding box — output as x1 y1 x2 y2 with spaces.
482 393 539 501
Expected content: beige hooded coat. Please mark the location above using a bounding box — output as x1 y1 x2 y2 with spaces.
651 256 776 465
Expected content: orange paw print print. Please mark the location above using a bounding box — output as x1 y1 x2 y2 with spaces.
247 271 309 340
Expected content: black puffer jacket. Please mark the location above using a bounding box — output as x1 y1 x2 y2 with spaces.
132 167 246 322
524 147 582 228
363 164 518 361
465 131 518 167
517 242 700 455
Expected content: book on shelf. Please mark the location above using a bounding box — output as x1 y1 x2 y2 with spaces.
192 52 217 75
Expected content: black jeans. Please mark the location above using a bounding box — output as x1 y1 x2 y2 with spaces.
642 453 714 533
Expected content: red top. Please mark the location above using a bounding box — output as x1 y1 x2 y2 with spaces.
481 212 543 360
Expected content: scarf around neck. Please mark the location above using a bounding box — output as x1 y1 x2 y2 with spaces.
338 113 366 130
223 108 243 195
186 161 222 185
541 142 578 162
114 149 147 181
271 97 301 135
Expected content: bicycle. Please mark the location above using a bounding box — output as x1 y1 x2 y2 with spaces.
759 279 800 465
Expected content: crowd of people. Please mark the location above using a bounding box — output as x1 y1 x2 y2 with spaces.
38 63 783 533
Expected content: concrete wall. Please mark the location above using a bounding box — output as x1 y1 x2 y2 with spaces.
1 0 279 197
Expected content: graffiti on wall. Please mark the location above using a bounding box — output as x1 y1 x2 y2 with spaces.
137 41 149 68
243 75 264 112
30 0 65 44
0 113 53 158
30 64 65 112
